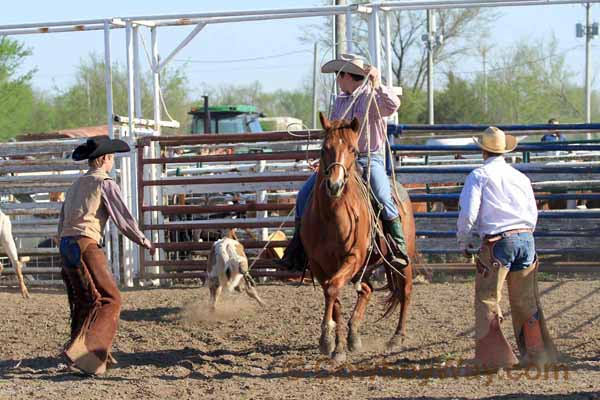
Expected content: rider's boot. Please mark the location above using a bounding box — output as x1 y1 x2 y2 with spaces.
382 217 410 268
275 219 307 272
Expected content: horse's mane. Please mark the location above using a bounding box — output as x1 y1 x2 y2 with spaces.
323 119 358 145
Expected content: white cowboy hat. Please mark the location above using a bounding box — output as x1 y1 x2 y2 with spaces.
473 126 518 154
321 53 369 77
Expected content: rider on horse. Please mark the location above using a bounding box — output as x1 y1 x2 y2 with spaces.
278 53 409 271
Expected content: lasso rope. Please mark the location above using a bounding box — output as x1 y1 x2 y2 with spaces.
284 51 408 284
246 206 296 273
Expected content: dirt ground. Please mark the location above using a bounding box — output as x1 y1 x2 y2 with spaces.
0 276 598 400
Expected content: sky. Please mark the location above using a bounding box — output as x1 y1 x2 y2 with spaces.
2 0 599 96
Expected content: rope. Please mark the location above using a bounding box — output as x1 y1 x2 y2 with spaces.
286 47 408 285
139 32 177 123
247 206 296 272
285 122 319 168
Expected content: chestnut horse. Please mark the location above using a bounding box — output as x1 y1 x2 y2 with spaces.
301 113 416 362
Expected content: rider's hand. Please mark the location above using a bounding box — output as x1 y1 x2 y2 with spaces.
463 245 477 259
366 66 381 89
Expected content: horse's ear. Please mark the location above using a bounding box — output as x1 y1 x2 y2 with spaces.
350 117 360 133
319 112 331 130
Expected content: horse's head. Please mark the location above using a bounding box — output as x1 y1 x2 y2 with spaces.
319 112 360 198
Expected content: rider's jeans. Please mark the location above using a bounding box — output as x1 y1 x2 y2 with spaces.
492 232 536 272
295 154 399 221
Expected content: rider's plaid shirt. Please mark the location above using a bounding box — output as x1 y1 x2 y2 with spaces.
330 83 400 154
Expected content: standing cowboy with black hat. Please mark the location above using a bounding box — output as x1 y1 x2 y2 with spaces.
58 136 154 375
458 127 557 371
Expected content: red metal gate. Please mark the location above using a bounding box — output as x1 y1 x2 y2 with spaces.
136 131 321 281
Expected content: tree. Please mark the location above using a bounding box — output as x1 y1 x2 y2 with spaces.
431 72 486 124
33 54 191 134
397 88 427 124
482 38 582 124
300 3 495 92
0 37 35 141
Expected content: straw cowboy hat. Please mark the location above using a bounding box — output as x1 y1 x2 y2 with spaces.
321 53 369 77
473 126 518 154
72 136 130 161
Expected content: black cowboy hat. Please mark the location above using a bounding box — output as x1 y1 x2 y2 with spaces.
72 136 130 161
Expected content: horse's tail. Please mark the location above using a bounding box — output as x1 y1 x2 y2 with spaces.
381 263 408 319
381 193 415 320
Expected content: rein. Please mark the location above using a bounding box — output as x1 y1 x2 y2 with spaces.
323 161 350 184
320 126 358 197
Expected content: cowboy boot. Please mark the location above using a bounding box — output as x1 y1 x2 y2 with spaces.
382 217 410 268
275 219 307 272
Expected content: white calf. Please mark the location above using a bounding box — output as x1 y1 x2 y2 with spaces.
207 237 265 311
0 209 29 298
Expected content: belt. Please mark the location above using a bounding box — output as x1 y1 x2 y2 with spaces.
485 228 532 240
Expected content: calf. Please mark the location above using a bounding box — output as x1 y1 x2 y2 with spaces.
207 236 265 311
0 209 29 298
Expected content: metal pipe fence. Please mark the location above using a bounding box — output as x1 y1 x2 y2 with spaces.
135 127 600 282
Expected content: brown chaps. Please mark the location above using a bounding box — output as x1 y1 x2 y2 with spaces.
474 238 557 369
60 236 121 374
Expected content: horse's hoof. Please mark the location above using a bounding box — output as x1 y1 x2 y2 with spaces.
386 334 405 351
319 337 334 355
319 322 336 355
332 351 347 363
348 335 362 353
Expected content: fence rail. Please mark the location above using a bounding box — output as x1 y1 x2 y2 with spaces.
3 124 599 288
0 135 128 287
135 127 600 283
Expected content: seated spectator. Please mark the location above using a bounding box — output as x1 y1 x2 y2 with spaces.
541 118 566 142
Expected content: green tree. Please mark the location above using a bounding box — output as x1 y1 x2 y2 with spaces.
0 37 35 141
482 38 580 124
431 72 487 124
397 88 426 124
45 53 191 133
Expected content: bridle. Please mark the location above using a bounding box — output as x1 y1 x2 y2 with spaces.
323 161 349 184
320 129 358 196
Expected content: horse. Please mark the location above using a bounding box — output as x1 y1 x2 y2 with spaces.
0 209 29 298
300 113 416 362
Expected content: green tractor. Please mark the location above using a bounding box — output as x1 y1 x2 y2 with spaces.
189 103 264 134
189 96 303 135
188 101 304 154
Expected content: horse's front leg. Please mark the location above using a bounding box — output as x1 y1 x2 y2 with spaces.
1 224 29 299
348 280 373 353
321 255 358 362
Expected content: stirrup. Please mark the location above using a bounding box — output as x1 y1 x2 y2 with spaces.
275 254 305 272
389 253 409 269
